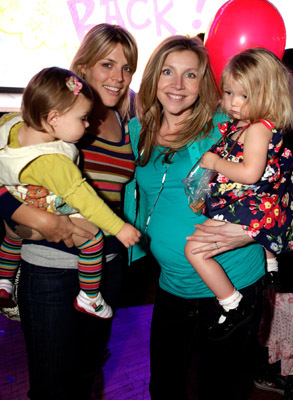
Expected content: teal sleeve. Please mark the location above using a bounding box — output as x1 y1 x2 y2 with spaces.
124 117 149 262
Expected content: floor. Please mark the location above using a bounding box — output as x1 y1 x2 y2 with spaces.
0 305 153 400
0 304 283 400
0 255 285 399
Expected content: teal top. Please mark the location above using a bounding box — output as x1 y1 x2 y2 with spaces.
124 112 265 299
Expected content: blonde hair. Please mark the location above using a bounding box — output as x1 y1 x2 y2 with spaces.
220 47 293 131
137 35 219 165
22 67 93 131
70 23 138 118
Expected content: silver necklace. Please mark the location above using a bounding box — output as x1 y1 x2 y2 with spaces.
144 152 175 234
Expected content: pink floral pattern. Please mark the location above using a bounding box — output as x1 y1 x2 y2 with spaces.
263 291 293 376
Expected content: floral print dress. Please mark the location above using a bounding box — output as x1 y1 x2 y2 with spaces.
204 120 293 255
264 290 293 376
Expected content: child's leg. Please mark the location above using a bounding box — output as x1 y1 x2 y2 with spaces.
77 230 104 298
185 219 253 340
185 218 236 300
70 217 112 319
0 223 22 307
265 249 278 272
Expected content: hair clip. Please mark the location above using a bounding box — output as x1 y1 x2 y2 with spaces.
66 76 83 95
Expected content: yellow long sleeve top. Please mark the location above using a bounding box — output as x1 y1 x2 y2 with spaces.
1 114 124 236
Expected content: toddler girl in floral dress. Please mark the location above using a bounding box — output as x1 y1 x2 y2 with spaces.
184 48 293 341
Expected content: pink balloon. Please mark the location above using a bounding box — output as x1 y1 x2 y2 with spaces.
205 0 286 87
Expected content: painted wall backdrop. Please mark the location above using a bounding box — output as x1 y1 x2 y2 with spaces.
0 0 292 94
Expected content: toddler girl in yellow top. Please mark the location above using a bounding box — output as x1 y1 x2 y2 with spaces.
0 67 141 318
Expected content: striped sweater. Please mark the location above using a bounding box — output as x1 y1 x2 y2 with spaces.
80 111 135 235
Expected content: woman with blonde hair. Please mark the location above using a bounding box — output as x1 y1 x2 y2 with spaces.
0 23 138 400
125 35 266 399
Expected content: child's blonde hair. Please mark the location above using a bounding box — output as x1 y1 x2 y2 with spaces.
70 23 138 118
22 67 93 132
220 47 293 131
137 35 219 165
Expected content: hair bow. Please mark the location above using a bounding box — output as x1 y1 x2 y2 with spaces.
66 76 83 95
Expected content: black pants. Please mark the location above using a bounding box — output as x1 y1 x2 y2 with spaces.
149 281 264 400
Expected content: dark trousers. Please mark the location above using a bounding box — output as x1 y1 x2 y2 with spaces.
149 281 264 400
18 252 125 400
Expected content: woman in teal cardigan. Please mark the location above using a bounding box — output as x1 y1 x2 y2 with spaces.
124 35 265 400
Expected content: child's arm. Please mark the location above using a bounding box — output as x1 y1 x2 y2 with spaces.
116 223 141 248
200 122 273 184
20 154 141 245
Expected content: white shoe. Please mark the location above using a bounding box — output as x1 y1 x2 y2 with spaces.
74 290 113 319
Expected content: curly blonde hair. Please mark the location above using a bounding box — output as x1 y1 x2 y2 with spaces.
220 47 293 131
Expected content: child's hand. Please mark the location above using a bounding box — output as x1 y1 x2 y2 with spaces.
116 223 141 248
200 152 220 171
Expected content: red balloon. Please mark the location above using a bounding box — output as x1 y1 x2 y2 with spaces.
205 0 286 87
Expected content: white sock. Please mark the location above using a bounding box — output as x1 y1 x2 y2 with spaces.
267 258 278 273
217 290 243 324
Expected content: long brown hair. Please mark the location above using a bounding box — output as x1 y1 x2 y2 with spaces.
137 35 219 165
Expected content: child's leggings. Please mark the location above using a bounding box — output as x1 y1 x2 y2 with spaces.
0 232 104 298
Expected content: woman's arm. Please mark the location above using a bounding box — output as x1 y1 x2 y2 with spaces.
11 204 95 247
186 222 254 258
1 185 94 246
200 123 272 184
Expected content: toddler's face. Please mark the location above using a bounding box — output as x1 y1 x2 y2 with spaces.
53 94 92 143
222 76 250 124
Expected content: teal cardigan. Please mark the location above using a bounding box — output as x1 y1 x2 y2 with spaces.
124 111 228 262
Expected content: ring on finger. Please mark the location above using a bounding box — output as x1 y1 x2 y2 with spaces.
215 242 219 250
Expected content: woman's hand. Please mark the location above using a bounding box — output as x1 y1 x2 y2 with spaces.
37 214 96 247
186 222 254 259
12 205 94 247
